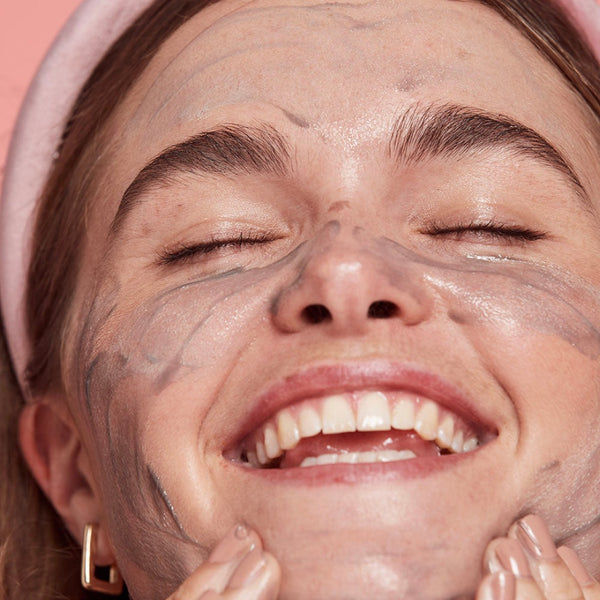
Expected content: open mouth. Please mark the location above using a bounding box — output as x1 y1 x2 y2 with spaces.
234 390 488 469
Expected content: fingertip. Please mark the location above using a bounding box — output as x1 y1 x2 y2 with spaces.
263 552 282 583
483 538 508 574
229 547 267 589
477 571 516 600
209 524 263 564
557 545 596 586
260 561 281 600
484 537 531 578
244 552 281 600
508 514 558 560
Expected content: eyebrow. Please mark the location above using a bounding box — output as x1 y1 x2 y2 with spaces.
110 123 291 234
111 103 591 234
389 103 590 209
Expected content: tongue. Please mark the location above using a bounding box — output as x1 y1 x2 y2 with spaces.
279 431 441 468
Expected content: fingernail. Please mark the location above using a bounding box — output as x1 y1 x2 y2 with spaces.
493 539 531 577
489 571 516 600
515 515 558 560
229 547 267 588
209 524 254 563
558 546 595 586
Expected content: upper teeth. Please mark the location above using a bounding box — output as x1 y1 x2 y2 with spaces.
242 391 480 468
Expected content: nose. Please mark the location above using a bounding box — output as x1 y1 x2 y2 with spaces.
271 237 432 335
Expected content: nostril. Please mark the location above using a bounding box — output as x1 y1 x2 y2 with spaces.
302 304 332 324
367 300 398 319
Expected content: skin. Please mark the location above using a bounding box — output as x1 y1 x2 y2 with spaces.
18 0 600 598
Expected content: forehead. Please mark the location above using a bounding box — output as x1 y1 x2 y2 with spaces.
102 0 597 201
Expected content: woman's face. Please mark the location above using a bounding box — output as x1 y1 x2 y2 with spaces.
62 0 600 598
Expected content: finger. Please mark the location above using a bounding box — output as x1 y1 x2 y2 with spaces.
484 536 550 600
509 515 584 600
220 551 281 600
477 571 517 600
477 569 550 600
558 546 600 600
485 537 546 599
168 524 263 600
485 538 532 579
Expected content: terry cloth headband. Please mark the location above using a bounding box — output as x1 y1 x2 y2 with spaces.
1 0 600 393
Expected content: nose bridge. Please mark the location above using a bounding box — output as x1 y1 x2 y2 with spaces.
271 225 432 334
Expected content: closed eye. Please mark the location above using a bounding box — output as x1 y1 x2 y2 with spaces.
158 232 278 266
421 220 548 244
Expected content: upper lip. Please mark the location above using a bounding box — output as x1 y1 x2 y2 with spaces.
225 359 498 452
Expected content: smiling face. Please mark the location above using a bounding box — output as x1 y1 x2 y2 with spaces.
56 0 600 598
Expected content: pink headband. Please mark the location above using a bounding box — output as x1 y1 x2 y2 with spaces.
1 0 599 392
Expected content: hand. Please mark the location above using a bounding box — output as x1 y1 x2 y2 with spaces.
477 515 600 600
167 524 280 599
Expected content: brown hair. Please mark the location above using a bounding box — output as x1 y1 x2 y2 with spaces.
1 0 599 598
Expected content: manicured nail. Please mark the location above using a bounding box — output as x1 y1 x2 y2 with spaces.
489 571 516 600
209 524 254 563
229 547 267 588
492 539 531 577
558 546 595 586
515 515 558 560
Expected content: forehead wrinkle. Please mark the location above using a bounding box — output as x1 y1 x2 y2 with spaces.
134 3 324 118
132 0 400 129
146 41 304 126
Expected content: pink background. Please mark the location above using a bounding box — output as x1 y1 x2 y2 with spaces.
0 0 81 191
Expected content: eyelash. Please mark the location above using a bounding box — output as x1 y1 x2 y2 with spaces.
421 220 548 244
158 232 277 266
157 219 546 266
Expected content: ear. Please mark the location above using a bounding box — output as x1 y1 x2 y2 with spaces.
19 400 115 565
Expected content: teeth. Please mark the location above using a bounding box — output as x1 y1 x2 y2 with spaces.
300 449 417 467
378 450 416 462
277 410 300 450
322 395 356 434
359 451 377 463
391 399 415 430
244 392 482 468
450 430 464 454
317 453 339 465
256 441 268 465
264 425 282 459
298 405 322 438
463 437 478 452
414 401 439 441
437 415 455 449
357 392 391 431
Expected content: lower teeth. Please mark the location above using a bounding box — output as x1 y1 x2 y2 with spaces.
300 449 417 467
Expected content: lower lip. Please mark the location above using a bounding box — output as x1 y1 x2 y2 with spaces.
228 448 480 486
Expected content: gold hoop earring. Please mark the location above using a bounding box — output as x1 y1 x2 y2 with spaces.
81 523 124 596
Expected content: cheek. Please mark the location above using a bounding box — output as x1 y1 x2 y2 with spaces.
426 257 600 524
83 364 206 597
371 234 600 493
77 259 299 593
439 268 600 359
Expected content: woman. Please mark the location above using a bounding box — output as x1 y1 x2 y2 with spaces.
2 0 600 598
